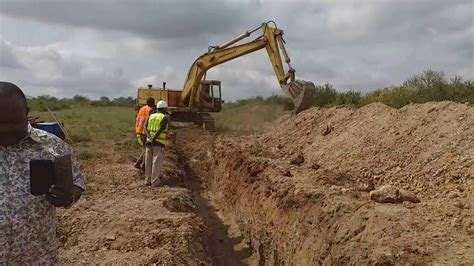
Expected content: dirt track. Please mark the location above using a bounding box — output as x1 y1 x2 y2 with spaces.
59 101 473 265
57 142 208 264
58 139 251 264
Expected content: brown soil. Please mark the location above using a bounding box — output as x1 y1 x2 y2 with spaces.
59 101 473 265
57 142 208 264
177 101 473 265
58 139 250 264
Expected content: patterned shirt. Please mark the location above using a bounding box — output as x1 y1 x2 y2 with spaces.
0 125 85 264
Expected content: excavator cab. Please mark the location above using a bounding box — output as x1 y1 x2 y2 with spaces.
199 80 223 112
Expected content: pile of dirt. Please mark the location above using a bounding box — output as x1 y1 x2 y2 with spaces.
179 101 473 265
261 101 473 198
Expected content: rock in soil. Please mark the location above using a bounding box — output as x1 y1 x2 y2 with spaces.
290 153 305 165
370 185 403 203
370 185 420 203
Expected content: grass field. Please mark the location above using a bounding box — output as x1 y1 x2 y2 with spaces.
30 101 287 143
30 106 140 161
30 106 136 143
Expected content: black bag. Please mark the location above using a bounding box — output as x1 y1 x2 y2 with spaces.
29 155 73 195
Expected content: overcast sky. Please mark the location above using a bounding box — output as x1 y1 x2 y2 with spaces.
0 0 472 100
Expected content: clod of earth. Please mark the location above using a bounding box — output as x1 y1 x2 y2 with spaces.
399 188 421 203
290 153 305 165
105 233 116 241
370 185 420 203
358 180 375 192
311 162 321 170
321 125 333 135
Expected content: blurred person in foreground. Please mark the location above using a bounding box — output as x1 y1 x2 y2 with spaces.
0 81 85 264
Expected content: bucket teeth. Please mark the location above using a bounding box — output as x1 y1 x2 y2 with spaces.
282 80 314 114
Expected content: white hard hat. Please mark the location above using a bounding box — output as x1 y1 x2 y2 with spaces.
156 100 168 109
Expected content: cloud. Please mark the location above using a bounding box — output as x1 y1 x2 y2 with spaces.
0 38 23 68
0 34 133 98
0 0 253 40
0 0 472 101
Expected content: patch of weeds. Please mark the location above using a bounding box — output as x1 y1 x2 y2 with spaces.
77 151 95 161
70 133 92 143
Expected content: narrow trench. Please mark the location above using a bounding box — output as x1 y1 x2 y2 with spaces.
176 148 253 265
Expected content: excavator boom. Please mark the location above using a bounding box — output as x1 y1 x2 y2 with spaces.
180 21 313 114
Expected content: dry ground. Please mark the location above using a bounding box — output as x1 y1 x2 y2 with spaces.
58 101 473 265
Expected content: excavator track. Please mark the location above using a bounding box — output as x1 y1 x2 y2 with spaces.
197 113 215 131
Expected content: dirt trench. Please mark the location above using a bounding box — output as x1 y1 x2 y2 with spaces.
58 136 254 265
177 149 254 265
59 102 473 265
172 102 473 265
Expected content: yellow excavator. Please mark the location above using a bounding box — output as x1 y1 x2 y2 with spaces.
136 21 314 129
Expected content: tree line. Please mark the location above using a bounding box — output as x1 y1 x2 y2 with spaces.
231 70 473 110
28 95 135 111
28 70 472 112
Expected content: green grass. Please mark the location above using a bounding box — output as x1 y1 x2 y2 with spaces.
30 106 136 143
29 103 285 142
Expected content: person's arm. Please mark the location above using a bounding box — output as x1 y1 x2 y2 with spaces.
144 117 151 140
151 115 169 142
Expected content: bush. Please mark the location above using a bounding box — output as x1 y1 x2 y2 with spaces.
28 95 136 111
311 83 338 107
364 86 418 108
335 91 363 106
363 70 473 107
265 94 294 110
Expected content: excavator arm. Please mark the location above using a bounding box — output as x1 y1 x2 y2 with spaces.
181 21 313 114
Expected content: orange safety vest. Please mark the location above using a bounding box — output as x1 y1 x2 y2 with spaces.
135 105 152 134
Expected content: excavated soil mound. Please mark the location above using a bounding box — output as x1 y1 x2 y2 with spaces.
264 101 473 197
180 101 473 265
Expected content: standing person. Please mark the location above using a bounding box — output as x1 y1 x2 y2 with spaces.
0 82 85 264
143 100 170 186
134 97 155 170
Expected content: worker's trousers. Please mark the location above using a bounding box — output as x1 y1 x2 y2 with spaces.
134 134 147 170
145 145 165 186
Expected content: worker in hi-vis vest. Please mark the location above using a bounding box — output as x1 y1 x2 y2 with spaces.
143 100 170 186
134 97 155 170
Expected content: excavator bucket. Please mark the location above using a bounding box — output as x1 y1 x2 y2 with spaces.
281 80 315 114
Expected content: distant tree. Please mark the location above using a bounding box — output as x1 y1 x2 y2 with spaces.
111 96 135 107
73 95 90 102
100 96 110 103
